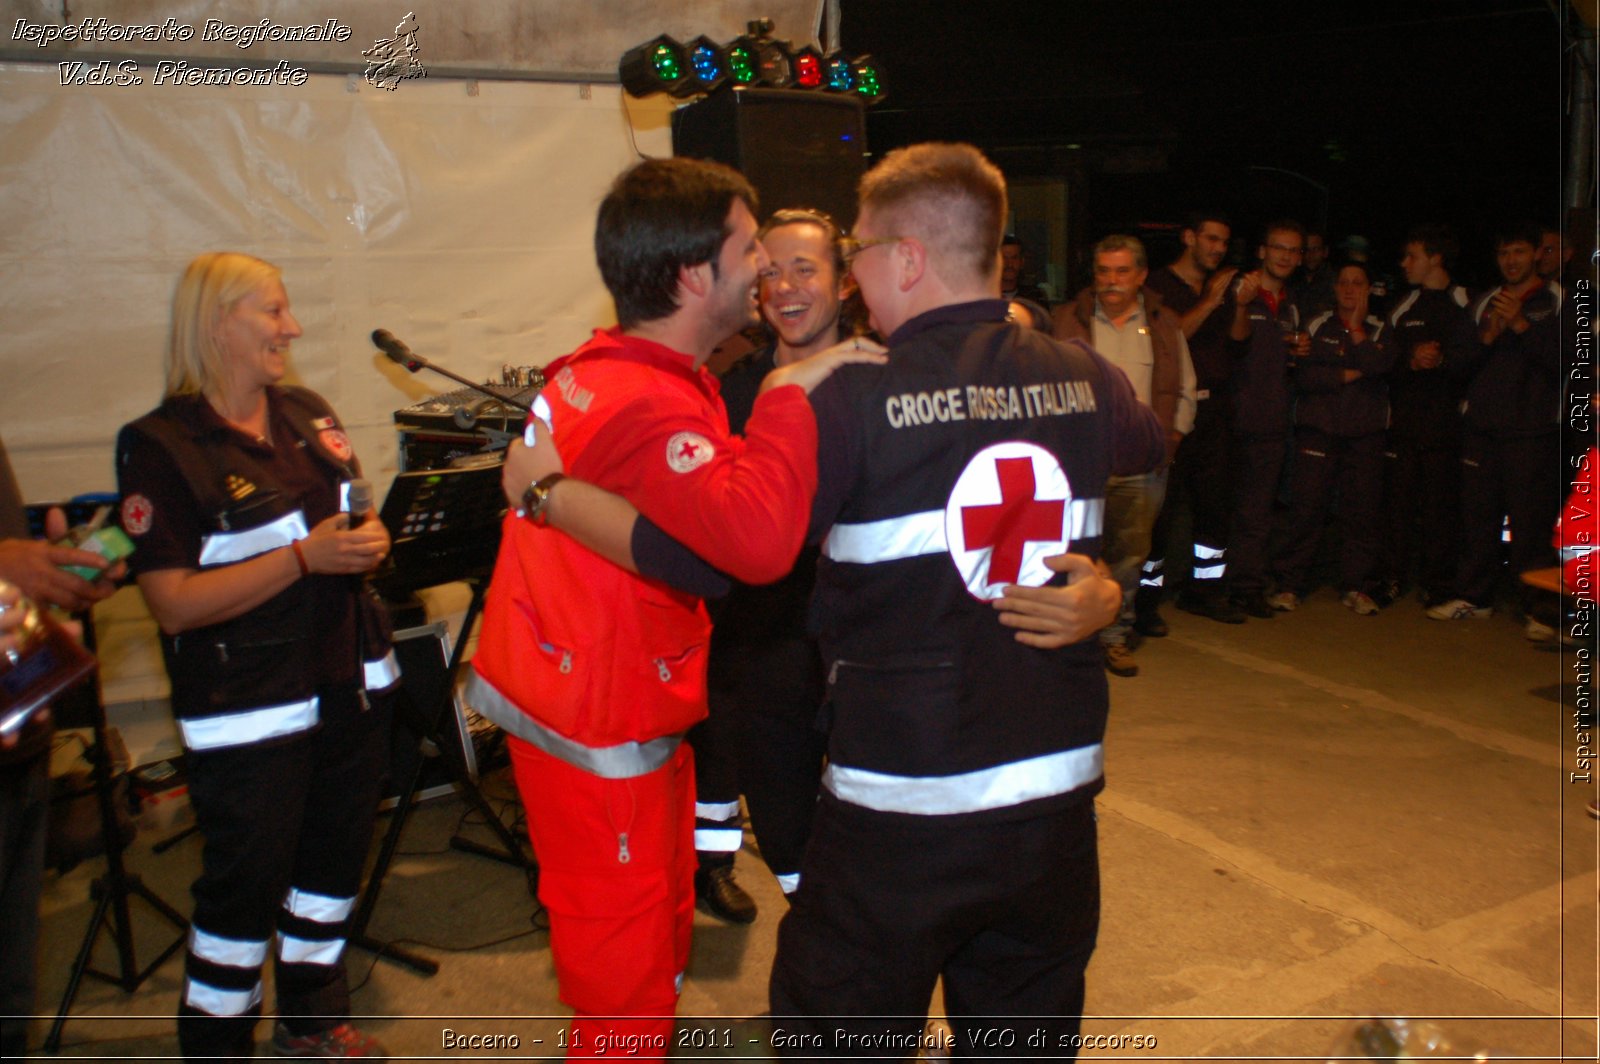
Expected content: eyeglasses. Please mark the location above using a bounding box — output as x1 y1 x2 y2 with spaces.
840 235 902 262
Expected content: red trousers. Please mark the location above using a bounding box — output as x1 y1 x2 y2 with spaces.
508 738 696 1057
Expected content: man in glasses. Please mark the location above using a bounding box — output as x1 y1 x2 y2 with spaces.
1227 219 1307 619
505 141 1163 1055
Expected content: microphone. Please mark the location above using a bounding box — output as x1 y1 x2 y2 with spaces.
372 327 536 418
347 478 373 525
372 329 423 372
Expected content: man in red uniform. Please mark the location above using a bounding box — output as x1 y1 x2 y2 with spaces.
465 158 877 1055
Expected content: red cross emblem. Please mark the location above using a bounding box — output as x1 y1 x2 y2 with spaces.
960 457 1065 585
121 493 154 536
944 442 1072 598
666 431 715 473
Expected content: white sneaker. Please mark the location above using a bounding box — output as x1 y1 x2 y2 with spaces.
1267 590 1299 611
1426 598 1492 621
1342 590 1380 616
1525 617 1557 642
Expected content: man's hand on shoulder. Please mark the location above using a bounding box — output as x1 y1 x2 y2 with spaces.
760 336 888 396
990 553 1120 649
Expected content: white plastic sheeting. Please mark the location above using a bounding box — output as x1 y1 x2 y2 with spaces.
0 0 830 80
0 61 676 500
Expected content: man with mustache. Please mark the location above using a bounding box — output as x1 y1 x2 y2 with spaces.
1053 235 1195 676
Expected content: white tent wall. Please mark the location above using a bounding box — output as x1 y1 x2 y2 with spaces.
0 0 827 498
0 0 824 713
1 64 681 499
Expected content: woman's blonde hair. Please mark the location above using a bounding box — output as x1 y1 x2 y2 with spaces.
165 251 281 398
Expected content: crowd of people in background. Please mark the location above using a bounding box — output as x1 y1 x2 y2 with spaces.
991 211 1591 679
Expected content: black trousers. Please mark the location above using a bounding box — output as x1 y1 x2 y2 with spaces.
731 637 827 887
1273 429 1386 596
1380 434 1461 602
1141 398 1233 607
701 635 828 887
1455 430 1562 609
178 686 390 1062
770 794 1099 1061
690 697 744 870
1227 432 1290 596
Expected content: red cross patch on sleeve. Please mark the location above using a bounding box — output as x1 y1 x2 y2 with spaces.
121 493 154 536
665 431 715 474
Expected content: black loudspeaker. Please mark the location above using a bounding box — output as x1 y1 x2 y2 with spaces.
382 620 478 809
672 87 868 230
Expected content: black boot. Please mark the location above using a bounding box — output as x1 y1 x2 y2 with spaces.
695 862 757 925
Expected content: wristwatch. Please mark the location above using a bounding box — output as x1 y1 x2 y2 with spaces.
520 473 566 525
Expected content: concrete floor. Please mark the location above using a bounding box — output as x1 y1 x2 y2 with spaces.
17 587 1600 1061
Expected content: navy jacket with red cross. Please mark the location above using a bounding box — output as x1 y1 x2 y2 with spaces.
467 328 817 779
804 300 1164 821
1462 281 1564 438
1295 311 1395 437
115 388 397 754
1229 289 1299 436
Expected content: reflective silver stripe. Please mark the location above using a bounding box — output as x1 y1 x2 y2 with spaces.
824 499 1104 565
694 827 743 852
364 650 400 692
1140 574 1165 588
463 670 681 779
1194 564 1226 580
775 872 801 894
283 887 355 924
1560 545 1596 562
198 510 309 567
179 698 319 752
184 976 263 1017
1194 543 1225 560
824 509 945 563
190 927 269 969
823 744 1104 816
695 800 740 822
277 932 345 967
1068 498 1104 540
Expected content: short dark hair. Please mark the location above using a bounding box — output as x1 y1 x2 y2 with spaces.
1262 218 1307 244
595 157 757 329
1334 258 1372 284
1001 233 1024 249
1494 221 1542 249
1184 210 1231 236
1406 224 1459 270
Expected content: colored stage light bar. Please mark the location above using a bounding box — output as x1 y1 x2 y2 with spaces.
619 29 885 104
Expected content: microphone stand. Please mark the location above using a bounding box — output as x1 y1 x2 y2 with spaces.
376 335 540 412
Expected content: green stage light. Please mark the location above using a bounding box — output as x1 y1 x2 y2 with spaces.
619 35 690 97
851 55 885 104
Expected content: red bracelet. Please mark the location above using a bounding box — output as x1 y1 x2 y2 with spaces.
291 539 309 577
